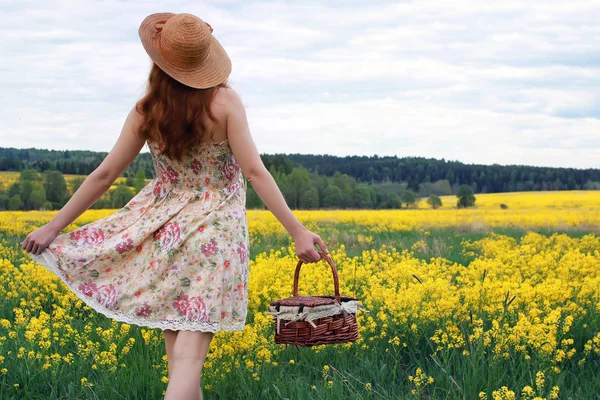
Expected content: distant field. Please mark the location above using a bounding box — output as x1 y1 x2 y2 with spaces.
2 169 598 211
418 190 600 210
0 170 152 192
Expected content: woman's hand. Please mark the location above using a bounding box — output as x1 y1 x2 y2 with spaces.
292 227 329 264
20 224 60 255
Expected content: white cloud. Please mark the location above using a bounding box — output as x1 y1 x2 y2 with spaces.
247 98 600 167
0 0 598 168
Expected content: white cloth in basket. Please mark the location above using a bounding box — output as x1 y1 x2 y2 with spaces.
265 300 369 334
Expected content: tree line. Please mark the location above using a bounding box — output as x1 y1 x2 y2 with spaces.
0 165 481 212
1 145 597 212
2 146 598 194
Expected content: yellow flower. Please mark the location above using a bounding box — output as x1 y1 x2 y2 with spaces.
327 380 334 388
2 198 600 397
289 359 295 365
535 371 545 391
322 365 330 379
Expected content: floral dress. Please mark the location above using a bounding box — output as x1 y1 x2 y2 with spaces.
30 138 249 332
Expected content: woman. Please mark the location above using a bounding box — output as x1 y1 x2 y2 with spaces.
20 12 329 400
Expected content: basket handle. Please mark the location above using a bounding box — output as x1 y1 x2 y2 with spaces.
293 252 341 303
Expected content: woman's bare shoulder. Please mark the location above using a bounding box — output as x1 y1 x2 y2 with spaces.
205 87 244 140
212 86 244 111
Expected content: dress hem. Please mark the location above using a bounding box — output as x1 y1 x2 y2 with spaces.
29 249 247 333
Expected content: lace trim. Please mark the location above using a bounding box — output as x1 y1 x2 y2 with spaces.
29 249 246 333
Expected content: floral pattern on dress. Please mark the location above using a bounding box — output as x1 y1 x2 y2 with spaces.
29 139 249 332
154 222 183 253
69 226 106 247
173 293 209 322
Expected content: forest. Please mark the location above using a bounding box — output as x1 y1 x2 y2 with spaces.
0 146 598 211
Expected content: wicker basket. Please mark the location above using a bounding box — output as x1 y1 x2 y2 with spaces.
266 252 368 347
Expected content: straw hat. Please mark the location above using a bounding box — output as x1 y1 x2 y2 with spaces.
138 12 231 89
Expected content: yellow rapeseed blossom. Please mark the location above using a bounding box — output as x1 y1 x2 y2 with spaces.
535 371 545 392
521 385 541 400
491 386 516 400
408 368 434 389
322 365 330 379
1 192 599 396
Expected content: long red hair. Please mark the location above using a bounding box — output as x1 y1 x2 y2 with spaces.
135 62 229 161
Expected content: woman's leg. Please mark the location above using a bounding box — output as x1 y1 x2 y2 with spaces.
164 330 215 400
162 329 179 379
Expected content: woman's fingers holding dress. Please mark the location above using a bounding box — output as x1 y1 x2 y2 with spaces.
25 240 38 254
21 225 58 255
21 234 41 254
21 236 32 252
34 243 44 255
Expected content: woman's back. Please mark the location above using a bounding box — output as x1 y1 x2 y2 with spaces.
196 86 230 145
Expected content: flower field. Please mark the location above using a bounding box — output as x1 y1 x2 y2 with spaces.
0 171 147 194
1 191 599 399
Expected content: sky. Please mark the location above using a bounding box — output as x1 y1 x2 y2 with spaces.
1 0 599 169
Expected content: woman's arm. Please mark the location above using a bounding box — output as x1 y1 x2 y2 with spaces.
222 88 328 263
21 106 146 254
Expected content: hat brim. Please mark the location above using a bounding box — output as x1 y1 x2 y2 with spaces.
138 12 232 89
